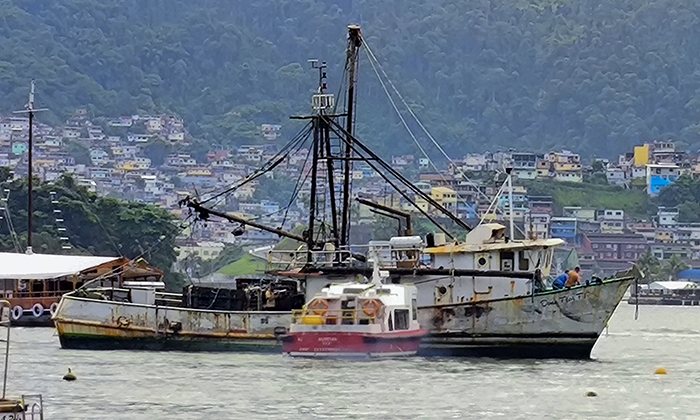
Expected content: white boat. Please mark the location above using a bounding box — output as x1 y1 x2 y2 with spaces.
271 224 637 358
283 265 426 357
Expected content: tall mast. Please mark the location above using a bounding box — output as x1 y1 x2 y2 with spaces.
340 25 362 247
307 59 334 255
14 81 47 254
506 166 515 239
324 121 339 246
308 119 319 255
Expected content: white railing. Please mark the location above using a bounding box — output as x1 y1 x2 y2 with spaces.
266 244 426 271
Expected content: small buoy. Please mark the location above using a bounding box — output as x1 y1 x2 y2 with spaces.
586 391 597 397
63 368 76 381
655 368 667 375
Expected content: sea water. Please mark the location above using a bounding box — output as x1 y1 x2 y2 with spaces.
6 304 698 419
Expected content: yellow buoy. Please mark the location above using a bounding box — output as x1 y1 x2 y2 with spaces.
63 367 76 381
586 391 597 397
655 368 667 375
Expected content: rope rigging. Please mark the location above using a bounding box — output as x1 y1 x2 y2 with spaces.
199 121 313 206
361 35 526 236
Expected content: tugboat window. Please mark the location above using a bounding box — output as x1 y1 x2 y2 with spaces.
411 298 417 320
388 312 394 331
394 309 410 330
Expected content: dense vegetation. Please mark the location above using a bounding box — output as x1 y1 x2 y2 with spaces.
525 180 653 218
0 170 184 290
657 175 700 222
3 0 700 158
636 252 689 282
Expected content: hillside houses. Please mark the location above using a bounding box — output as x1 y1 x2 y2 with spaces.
7 109 700 277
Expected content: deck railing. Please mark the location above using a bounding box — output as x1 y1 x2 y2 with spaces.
266 244 426 271
291 308 380 325
20 394 44 420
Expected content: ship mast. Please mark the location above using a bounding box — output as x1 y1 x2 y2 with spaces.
340 25 362 247
14 81 47 254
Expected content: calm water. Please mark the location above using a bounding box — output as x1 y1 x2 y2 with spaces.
5 304 699 419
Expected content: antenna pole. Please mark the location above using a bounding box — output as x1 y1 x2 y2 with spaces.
14 80 47 255
27 84 34 254
324 121 339 246
340 25 362 246
506 167 515 239
308 119 320 258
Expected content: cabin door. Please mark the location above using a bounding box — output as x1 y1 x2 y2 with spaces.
500 251 515 271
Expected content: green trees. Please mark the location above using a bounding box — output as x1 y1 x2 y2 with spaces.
636 252 689 283
5 0 700 157
657 175 700 222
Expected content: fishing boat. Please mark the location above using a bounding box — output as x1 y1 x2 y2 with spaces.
54 275 304 351
0 301 44 419
55 25 640 358
282 264 426 357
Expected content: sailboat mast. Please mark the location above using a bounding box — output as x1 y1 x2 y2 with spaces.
340 25 362 247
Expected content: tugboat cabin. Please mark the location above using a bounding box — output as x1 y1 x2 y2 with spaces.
294 283 419 331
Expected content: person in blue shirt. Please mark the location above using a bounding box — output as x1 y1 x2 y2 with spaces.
552 272 568 290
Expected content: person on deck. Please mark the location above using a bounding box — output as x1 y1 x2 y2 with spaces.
552 272 568 290
565 266 581 288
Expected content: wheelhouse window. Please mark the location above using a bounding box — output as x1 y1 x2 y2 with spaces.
411 298 417 320
394 309 410 330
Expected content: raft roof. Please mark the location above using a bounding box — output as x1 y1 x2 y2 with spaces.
0 252 120 280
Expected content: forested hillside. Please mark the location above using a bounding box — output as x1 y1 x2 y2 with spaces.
2 0 700 157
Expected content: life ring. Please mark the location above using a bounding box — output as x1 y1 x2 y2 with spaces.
11 306 23 321
309 299 329 316
31 303 44 318
362 299 382 317
49 302 59 316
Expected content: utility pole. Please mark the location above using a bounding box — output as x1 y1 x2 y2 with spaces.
14 81 47 254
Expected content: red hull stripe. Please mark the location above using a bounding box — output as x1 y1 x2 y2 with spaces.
283 330 426 355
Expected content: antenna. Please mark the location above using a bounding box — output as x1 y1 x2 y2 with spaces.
309 60 334 111
309 59 328 93
13 80 48 254
505 165 515 239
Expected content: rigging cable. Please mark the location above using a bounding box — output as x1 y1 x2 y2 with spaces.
362 36 526 235
0 189 22 253
199 122 313 206
324 118 458 239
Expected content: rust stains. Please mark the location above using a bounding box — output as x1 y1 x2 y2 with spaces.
464 304 492 318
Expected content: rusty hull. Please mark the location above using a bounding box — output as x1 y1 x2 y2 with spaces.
417 277 633 358
53 294 291 351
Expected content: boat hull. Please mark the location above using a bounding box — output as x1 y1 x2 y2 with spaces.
11 312 54 327
416 277 633 358
53 294 291 352
282 330 426 357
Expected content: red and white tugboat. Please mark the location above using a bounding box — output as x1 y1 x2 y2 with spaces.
282 265 427 357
